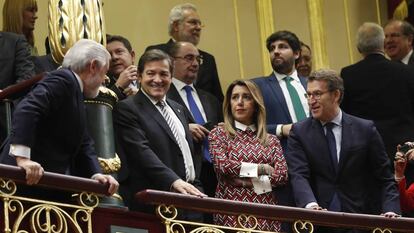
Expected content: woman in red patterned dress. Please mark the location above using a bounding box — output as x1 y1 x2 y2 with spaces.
208 79 288 231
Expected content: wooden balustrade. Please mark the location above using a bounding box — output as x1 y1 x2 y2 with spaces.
0 163 109 195
136 189 414 232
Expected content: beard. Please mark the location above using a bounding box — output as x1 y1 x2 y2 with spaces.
271 57 295 74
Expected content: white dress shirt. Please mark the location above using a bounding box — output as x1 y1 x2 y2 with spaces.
172 78 207 122
235 121 272 195
274 70 309 136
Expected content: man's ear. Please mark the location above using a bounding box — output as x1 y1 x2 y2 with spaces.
293 50 300 60
89 59 99 74
130 50 136 63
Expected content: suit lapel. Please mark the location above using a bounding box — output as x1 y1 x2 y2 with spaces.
135 92 179 146
267 73 292 121
311 119 337 175
337 113 352 172
197 89 212 122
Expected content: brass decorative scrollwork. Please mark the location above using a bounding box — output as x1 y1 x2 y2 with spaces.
237 214 259 230
97 153 121 173
293 220 314 233
372 228 392 233
0 178 16 195
157 204 179 220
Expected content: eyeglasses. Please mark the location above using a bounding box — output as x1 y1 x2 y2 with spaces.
304 91 330 100
174 55 203 65
185 19 204 28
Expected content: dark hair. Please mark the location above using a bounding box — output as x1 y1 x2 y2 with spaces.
385 20 414 38
266 30 301 52
137 49 173 74
308 69 344 103
106 34 133 52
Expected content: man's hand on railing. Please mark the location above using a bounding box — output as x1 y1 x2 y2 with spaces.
92 173 119 196
15 156 44 185
171 179 207 197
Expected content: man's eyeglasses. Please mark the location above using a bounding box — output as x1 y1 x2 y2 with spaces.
185 19 204 28
174 55 203 65
304 91 330 100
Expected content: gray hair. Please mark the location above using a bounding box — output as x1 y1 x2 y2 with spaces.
168 3 197 36
62 39 110 73
356 22 384 54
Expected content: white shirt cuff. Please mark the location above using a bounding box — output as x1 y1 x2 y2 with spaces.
251 175 272 195
276 124 283 138
9 144 31 159
240 162 258 177
305 202 319 209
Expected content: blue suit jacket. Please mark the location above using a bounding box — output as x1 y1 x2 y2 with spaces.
0 68 101 178
286 112 400 214
252 72 307 148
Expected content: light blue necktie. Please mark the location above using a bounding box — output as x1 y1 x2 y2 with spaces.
183 85 211 163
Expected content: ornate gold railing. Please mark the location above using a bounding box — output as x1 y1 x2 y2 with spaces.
136 189 414 233
0 164 109 233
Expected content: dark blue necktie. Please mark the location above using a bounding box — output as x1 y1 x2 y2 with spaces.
325 122 341 211
183 85 211 163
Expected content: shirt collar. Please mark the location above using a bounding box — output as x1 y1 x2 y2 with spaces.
234 120 257 132
401 49 413 65
141 89 167 105
274 69 300 82
73 71 83 93
321 109 342 127
172 78 195 91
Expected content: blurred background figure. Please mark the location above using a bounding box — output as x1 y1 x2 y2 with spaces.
394 143 414 214
296 41 312 78
209 79 288 232
3 0 38 55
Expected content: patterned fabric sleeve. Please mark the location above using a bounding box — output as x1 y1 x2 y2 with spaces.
267 135 288 187
208 126 243 177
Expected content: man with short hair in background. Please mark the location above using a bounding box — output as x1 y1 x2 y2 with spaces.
106 34 138 100
146 3 223 102
384 19 414 65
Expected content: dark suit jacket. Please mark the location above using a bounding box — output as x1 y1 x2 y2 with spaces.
113 91 202 210
0 31 34 89
0 68 101 178
167 84 223 126
32 54 60 74
146 39 224 102
408 51 414 66
286 112 400 214
252 73 307 149
340 54 414 160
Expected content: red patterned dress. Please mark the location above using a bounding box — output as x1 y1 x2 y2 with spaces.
208 125 288 231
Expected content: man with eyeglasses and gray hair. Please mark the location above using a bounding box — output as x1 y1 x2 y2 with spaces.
166 42 222 222
146 3 223 103
286 68 400 232
341 22 414 186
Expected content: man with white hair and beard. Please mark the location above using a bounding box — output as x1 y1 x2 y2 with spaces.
146 3 223 103
0 39 118 197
